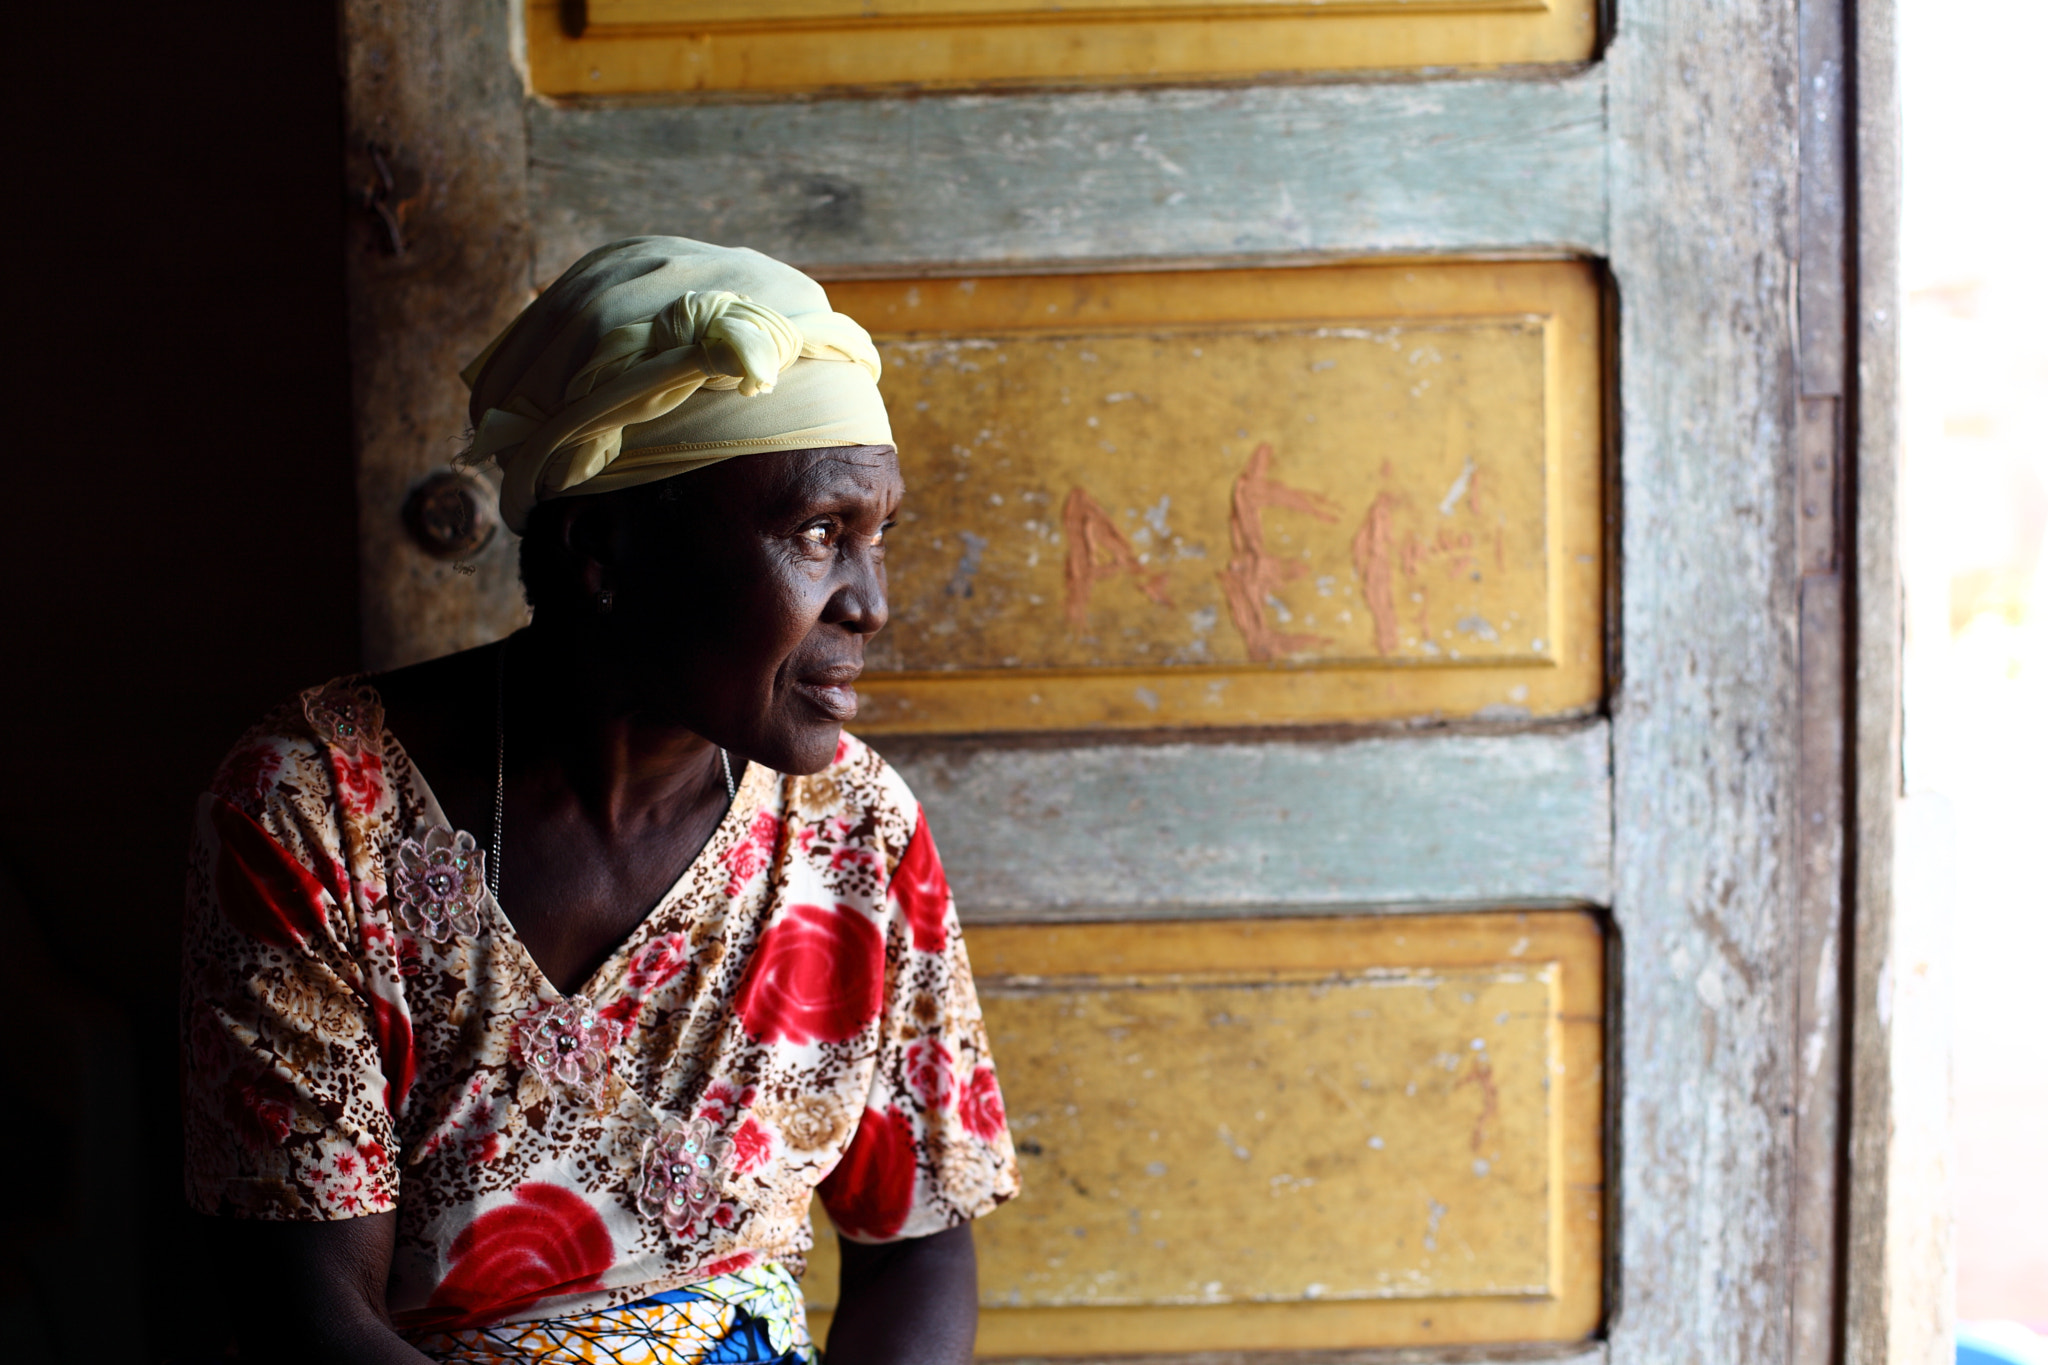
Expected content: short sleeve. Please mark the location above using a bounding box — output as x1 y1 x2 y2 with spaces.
818 807 1019 1243
182 736 401 1221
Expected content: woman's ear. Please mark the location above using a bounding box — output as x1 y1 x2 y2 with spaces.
558 500 628 603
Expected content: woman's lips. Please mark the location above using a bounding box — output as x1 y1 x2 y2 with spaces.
794 679 860 722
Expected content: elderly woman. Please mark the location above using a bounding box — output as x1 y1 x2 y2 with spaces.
182 238 1019 1365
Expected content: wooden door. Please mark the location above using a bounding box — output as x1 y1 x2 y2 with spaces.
337 0 1924 1358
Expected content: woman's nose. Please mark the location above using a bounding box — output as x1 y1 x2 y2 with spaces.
829 550 889 636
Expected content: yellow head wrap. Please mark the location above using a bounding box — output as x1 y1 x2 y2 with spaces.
461 236 894 533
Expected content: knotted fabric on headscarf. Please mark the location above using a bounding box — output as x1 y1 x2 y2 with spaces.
461 236 894 532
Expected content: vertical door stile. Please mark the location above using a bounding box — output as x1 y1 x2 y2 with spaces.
1604 0 1810 1359
1844 0 1931 1358
1792 0 1852 1359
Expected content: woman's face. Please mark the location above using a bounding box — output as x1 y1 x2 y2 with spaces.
589 445 903 775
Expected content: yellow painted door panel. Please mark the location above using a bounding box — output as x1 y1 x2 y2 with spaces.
827 260 1604 734
529 0 1596 95
804 911 1605 1353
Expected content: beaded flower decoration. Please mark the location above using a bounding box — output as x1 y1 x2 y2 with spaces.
391 827 487 943
513 995 625 1103
637 1115 736 1242
302 681 384 759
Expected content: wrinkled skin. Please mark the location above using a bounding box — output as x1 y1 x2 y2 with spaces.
210 447 981 1365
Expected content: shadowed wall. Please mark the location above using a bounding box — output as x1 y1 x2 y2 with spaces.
0 4 358 1357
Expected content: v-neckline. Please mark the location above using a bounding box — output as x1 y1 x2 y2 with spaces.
383 718 772 1004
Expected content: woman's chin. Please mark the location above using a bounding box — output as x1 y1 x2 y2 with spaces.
785 724 847 776
741 719 845 777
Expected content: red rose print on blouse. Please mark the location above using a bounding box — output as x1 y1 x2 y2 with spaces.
183 704 1023 1325
602 932 696 1032
215 743 283 815
624 933 692 996
696 1080 757 1127
959 1066 1007 1141
904 1038 955 1113
818 1106 917 1241
724 809 784 897
226 1065 301 1149
889 811 950 953
731 1116 773 1174
409 1183 614 1333
699 1252 756 1279
733 902 884 1046
331 748 386 816
208 799 332 949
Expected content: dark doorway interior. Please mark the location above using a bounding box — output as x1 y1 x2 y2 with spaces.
0 5 359 1358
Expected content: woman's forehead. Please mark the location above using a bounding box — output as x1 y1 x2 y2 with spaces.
777 445 902 498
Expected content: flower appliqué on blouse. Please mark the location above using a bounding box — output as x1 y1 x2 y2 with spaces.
303 681 384 758
392 827 486 943
637 1115 737 1243
513 995 624 1103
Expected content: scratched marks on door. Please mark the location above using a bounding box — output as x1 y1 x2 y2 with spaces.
827 260 1601 731
868 320 1554 675
1217 443 1340 662
1063 487 1173 632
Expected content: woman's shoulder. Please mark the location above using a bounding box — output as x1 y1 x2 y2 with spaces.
207 675 388 821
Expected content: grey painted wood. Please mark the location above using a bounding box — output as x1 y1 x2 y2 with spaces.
1603 0 1808 1360
877 722 1611 917
525 73 1608 279
1799 0 1850 398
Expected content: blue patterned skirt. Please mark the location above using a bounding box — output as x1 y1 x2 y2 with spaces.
409 1262 816 1365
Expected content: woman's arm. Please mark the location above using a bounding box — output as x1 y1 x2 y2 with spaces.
826 1223 979 1365
208 1210 431 1365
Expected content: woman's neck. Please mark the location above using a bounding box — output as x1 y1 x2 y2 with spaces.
503 624 731 843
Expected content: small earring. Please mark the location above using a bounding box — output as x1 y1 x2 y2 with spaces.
596 588 615 613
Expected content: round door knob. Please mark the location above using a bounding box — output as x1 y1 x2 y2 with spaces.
404 470 497 559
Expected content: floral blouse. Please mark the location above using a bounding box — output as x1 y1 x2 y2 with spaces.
182 678 1019 1334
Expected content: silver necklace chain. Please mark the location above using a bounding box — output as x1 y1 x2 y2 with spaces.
491 641 506 905
489 638 737 907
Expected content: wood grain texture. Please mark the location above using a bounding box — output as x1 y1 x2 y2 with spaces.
1798 0 1850 399
1792 0 1852 1343
875 722 1611 917
1843 0 1942 1359
525 73 1607 280
1792 571 1846 1365
1602 0 1806 1359
341 0 535 671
